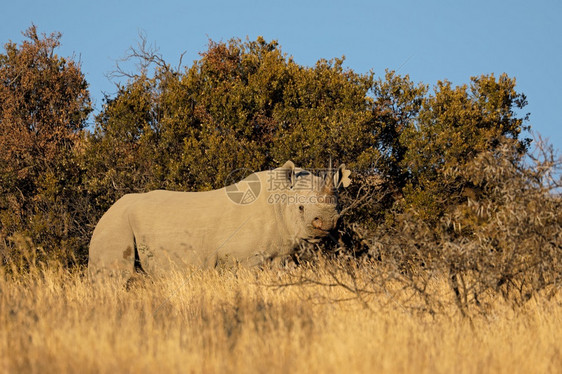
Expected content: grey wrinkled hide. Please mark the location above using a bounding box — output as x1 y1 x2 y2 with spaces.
88 161 351 282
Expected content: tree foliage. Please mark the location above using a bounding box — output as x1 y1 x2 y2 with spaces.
399 74 530 221
86 37 380 198
0 26 91 265
3 28 559 311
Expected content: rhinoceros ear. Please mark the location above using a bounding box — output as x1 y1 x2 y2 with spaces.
279 160 296 188
334 164 351 189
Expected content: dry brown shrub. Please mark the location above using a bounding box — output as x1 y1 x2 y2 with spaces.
307 138 562 316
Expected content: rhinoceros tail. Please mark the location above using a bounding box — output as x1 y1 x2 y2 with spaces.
132 235 146 274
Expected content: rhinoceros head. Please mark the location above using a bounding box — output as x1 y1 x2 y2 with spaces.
272 160 351 243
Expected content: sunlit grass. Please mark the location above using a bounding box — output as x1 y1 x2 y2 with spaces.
1 262 561 373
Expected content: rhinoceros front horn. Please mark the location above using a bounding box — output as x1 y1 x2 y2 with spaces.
323 157 335 194
323 174 335 194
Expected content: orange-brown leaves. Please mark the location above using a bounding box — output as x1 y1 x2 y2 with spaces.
0 25 91 178
0 26 92 266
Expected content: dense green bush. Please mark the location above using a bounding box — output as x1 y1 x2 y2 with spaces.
2 28 560 311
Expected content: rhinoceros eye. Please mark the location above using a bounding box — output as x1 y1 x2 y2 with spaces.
299 205 304 212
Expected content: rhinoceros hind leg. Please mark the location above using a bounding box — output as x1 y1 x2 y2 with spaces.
88 221 137 286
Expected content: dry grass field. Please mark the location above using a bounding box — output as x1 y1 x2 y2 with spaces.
1 261 561 374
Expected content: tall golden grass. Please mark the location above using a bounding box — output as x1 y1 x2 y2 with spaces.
1 260 561 374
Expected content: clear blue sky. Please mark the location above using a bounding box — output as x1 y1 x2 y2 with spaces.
2 0 561 152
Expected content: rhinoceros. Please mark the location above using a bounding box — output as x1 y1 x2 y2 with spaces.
88 161 351 282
